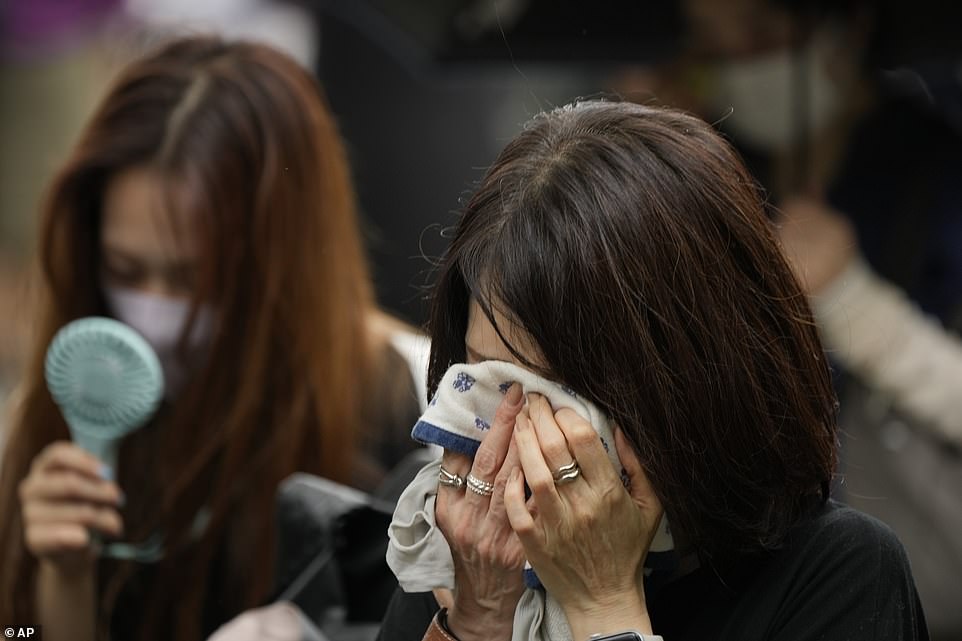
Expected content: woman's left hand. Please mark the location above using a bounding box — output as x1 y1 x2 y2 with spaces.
503 394 663 639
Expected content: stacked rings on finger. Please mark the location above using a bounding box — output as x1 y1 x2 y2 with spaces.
465 474 495 497
438 466 465 490
552 460 581 485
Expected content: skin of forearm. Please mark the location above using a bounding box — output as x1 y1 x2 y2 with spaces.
36 561 96 641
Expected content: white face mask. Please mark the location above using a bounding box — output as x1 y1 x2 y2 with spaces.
102 285 214 399
714 26 844 150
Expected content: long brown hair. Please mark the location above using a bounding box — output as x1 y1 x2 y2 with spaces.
428 101 838 571
0 36 379 638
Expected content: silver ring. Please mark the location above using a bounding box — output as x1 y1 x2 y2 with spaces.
466 474 495 497
553 461 581 485
439 466 465 490
552 461 578 478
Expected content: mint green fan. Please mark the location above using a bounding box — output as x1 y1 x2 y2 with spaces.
45 317 166 561
45 317 164 469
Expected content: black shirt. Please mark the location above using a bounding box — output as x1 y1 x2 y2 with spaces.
377 500 929 641
106 341 424 639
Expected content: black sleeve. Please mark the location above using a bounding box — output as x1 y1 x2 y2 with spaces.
376 588 438 641
766 506 929 641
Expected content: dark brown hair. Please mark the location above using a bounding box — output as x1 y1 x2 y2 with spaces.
0 36 379 639
428 100 838 569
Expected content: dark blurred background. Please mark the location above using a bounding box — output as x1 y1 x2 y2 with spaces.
313 1 689 324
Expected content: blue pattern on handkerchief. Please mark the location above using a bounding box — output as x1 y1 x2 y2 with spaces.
453 371 476 392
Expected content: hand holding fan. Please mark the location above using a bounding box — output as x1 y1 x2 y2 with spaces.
45 317 166 560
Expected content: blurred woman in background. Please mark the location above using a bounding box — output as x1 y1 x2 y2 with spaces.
0 36 423 641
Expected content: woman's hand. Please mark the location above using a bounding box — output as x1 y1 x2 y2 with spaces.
777 196 858 294
503 394 663 639
18 441 124 576
434 383 528 641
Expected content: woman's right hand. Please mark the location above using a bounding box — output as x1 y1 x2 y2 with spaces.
777 196 858 294
434 383 527 641
18 441 124 575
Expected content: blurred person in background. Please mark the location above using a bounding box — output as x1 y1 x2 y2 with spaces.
660 0 962 636
0 0 317 429
0 36 424 641
778 197 962 450
686 0 962 420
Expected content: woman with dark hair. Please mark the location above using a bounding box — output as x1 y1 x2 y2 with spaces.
0 36 424 641
378 101 927 641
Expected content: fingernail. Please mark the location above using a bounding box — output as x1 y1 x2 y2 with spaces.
99 464 114 482
509 467 520 484
505 383 523 406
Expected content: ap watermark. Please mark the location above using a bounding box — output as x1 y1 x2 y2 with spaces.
3 628 39 639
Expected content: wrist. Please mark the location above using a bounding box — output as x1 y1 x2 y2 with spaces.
39 556 96 582
563 589 652 641
446 602 514 641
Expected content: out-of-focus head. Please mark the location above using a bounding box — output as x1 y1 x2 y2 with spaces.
38 35 372 400
683 0 870 151
48 34 363 305
429 100 838 568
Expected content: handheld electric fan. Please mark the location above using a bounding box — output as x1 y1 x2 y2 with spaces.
45 317 164 478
